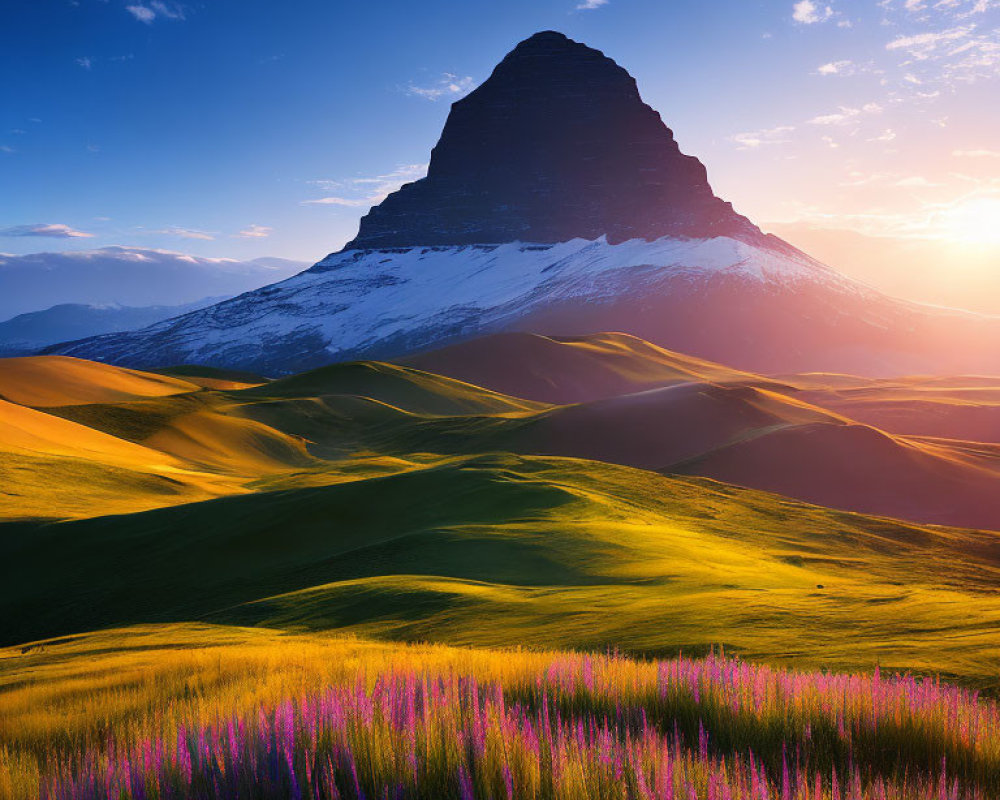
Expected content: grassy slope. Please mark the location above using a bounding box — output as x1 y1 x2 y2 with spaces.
235 369 1000 530
401 331 780 403
11 343 999 529
154 364 270 390
4 347 1000 684
401 349 1000 530
0 355 199 406
6 452 1000 683
0 397 241 519
404 332 1000 448
236 360 546 416
0 357 533 521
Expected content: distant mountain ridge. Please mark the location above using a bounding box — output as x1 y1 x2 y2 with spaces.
0 247 306 321
0 298 225 356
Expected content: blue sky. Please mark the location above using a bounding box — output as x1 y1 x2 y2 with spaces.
2 0 998 266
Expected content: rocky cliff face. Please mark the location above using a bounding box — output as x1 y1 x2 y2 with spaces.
346 31 762 250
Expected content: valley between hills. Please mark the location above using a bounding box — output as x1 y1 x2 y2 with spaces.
4 332 1000 687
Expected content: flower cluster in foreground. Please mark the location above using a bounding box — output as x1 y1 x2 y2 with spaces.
15 648 1000 800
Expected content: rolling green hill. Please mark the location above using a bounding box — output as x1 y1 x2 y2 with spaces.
6 451 1000 683
4 341 1000 685
226 368 1000 531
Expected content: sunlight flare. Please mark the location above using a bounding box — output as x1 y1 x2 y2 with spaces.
940 196 1000 246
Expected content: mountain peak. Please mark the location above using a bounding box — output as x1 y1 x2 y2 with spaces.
504 30 595 55
344 31 762 250
519 30 571 42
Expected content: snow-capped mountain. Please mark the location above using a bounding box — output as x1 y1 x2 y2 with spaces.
52 238 819 372
52 235 999 376
51 32 1000 377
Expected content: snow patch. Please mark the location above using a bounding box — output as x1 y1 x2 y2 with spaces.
54 236 865 372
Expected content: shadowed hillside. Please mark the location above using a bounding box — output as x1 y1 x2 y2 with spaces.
397 335 1000 530
4 343 1000 683
4 344 999 529
6 452 1000 682
786 376 1000 443
401 332 773 403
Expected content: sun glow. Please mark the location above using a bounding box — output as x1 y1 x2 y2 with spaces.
940 196 1000 247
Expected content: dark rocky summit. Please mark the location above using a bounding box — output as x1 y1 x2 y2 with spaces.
345 31 762 250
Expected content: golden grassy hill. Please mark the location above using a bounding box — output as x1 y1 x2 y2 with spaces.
0 355 200 406
4 341 1000 685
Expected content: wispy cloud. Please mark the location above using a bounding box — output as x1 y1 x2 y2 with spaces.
404 74 476 101
150 226 215 240
895 175 941 187
814 59 880 77
882 13 1000 87
302 196 370 208
809 102 883 125
730 125 796 149
237 224 272 239
839 171 893 187
75 57 93 70
303 164 428 208
870 128 898 142
576 0 609 9
732 101 887 154
151 1 185 19
793 1 835 24
953 148 1000 158
776 186 1000 243
902 0 997 19
816 59 854 75
885 25 974 57
126 2 185 24
839 171 950 190
126 5 156 23
0 223 94 239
